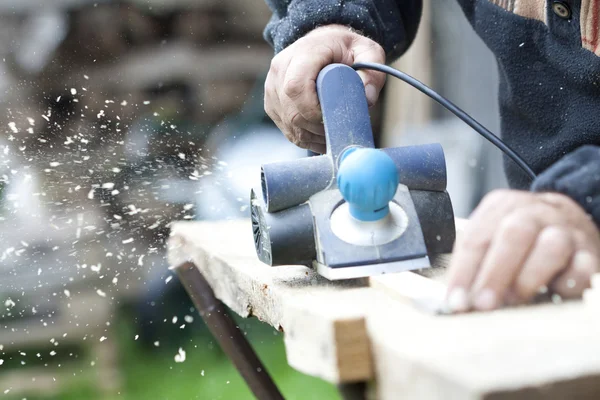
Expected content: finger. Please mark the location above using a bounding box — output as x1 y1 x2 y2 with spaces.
352 40 386 106
294 127 325 145
445 191 525 312
445 222 493 313
551 251 599 299
285 126 326 151
267 107 295 145
285 108 326 136
269 51 303 142
265 52 289 118
513 226 574 301
265 60 294 141
504 288 522 307
264 68 281 124
283 43 347 123
265 105 290 142
537 192 600 242
570 227 600 259
304 142 326 154
308 133 326 145
469 211 541 311
469 190 533 220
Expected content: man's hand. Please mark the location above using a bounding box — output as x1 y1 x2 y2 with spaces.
445 190 600 313
264 24 386 154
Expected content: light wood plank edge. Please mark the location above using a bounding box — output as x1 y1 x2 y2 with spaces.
168 231 258 320
282 289 374 383
165 218 468 383
368 218 467 313
167 228 375 384
369 271 448 315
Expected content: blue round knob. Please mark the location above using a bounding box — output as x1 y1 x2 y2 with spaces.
337 147 399 222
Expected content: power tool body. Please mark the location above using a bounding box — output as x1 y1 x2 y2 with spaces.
250 64 456 280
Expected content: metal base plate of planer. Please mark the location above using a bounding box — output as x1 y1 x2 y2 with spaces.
313 256 430 280
249 63 456 281
308 184 430 280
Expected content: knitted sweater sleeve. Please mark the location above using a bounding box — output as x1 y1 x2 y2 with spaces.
531 145 600 229
263 0 423 62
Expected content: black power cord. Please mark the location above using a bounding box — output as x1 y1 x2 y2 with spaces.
352 62 537 180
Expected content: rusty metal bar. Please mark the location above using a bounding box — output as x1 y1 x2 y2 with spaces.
338 382 367 400
173 262 285 400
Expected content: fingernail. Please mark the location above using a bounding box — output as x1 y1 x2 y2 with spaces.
573 251 597 272
365 84 377 106
473 289 497 311
446 287 468 313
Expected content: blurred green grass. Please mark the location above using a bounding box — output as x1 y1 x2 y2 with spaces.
2 305 339 400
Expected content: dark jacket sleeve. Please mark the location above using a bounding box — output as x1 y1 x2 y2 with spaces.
263 0 422 62
531 145 600 229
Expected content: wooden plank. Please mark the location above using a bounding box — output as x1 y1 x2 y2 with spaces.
167 219 453 383
369 270 447 314
168 219 600 398
282 288 374 382
168 220 358 326
168 219 373 383
369 300 600 399
368 218 468 314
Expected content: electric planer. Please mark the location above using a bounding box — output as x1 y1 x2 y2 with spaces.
250 63 456 280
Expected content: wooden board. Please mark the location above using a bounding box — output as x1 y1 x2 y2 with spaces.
168 219 376 383
168 219 600 399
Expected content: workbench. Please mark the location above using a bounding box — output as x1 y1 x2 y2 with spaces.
167 219 600 400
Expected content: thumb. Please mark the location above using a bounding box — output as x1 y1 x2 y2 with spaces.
353 42 386 107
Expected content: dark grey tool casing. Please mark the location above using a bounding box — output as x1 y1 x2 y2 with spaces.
410 190 456 255
309 185 428 269
250 188 456 267
261 143 447 214
251 188 315 267
249 63 457 279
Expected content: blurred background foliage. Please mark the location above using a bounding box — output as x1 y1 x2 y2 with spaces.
0 0 338 398
3 304 338 399
0 0 507 398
